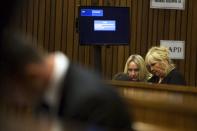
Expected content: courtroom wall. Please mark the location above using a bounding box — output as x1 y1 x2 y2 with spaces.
10 0 197 86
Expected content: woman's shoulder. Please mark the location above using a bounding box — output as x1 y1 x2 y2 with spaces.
166 68 186 85
168 68 183 77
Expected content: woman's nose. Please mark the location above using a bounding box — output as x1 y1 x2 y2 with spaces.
131 71 136 75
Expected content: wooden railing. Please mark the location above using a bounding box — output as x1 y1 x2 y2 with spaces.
107 80 197 131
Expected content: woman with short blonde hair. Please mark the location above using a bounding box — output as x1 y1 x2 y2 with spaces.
145 46 186 85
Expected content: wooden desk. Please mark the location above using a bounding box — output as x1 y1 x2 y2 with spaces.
107 80 197 131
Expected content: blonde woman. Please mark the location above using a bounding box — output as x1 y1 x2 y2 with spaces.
124 54 149 82
145 46 186 85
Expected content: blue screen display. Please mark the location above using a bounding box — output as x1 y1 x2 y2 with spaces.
94 20 116 31
81 9 103 16
78 6 130 45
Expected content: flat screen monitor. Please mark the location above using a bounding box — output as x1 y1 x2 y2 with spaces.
78 6 130 45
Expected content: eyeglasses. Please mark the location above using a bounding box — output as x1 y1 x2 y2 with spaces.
128 68 139 72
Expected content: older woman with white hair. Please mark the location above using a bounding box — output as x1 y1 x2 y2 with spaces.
145 46 186 85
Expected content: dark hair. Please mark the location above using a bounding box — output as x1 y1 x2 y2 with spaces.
113 72 131 81
0 31 43 77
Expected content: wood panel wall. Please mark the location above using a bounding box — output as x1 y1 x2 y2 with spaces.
10 0 197 86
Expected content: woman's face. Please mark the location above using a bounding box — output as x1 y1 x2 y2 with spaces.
127 61 139 81
148 61 166 77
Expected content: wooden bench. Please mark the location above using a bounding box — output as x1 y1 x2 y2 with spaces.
107 80 197 131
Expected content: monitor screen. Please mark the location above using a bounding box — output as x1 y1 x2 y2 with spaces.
78 6 130 45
